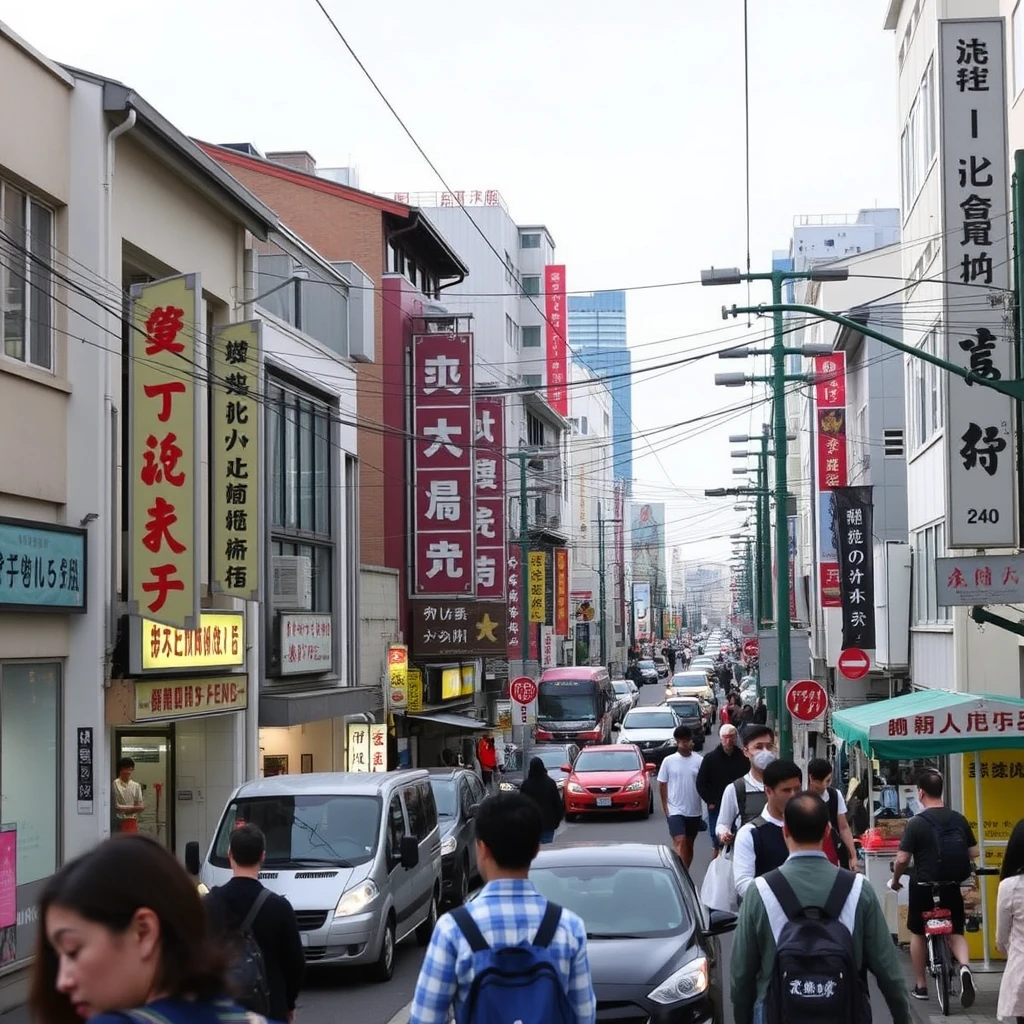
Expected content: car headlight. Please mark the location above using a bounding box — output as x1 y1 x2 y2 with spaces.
197 882 210 896
624 779 645 792
648 956 709 1004
567 782 585 794
334 880 379 917
440 836 457 856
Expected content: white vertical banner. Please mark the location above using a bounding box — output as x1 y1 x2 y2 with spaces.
938 19 1017 547
541 625 556 668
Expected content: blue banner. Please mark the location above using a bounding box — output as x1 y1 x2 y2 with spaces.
0 519 86 611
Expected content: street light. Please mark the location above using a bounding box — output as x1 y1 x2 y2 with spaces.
731 451 749 459
715 373 749 387
719 348 754 359
732 467 750 475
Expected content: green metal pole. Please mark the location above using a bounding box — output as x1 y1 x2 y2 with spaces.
758 443 773 624
598 504 607 667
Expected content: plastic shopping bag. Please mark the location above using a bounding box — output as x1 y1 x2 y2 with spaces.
700 850 738 913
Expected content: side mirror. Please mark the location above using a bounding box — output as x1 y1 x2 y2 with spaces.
400 835 420 870
645 763 657 773
184 841 200 876
560 764 572 773
706 909 738 936
467 802 480 818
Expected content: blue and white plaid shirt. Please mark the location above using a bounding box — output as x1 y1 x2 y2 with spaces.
409 877 597 1024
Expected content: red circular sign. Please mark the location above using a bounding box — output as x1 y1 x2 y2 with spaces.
509 676 538 705
837 647 871 680
743 638 759 659
786 680 828 722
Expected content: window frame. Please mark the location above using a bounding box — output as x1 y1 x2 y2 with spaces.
519 233 541 249
913 521 951 626
521 275 541 297
522 325 542 348
1015 0 1024 99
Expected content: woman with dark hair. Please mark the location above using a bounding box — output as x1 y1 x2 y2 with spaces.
997 818 1024 1023
519 757 563 844
30 834 262 1024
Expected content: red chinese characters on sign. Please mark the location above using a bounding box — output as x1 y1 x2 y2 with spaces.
413 334 475 595
885 708 1024 738
545 265 568 416
554 548 569 636
474 396 506 599
814 354 847 409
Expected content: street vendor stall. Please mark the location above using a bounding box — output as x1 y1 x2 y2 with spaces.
833 688 1024 968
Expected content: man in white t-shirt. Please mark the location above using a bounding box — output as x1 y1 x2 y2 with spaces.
657 724 704 868
807 757 859 869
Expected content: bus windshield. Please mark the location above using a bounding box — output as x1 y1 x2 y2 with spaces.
538 679 599 722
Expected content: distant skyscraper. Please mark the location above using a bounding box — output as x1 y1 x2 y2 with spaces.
568 290 632 494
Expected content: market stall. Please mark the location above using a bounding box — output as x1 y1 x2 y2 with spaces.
833 688 1024 968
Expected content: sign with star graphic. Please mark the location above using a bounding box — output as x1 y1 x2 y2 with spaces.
409 600 508 658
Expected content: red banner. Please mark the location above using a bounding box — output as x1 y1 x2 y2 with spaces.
544 265 568 416
814 353 846 606
412 333 475 595
814 353 846 409
554 548 569 635
820 562 842 608
816 407 848 493
473 396 506 599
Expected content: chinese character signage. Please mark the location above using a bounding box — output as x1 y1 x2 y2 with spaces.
129 275 201 630
413 333 475 595
473 396 506 599
939 21 1017 547
133 611 246 673
814 353 846 608
76 727 93 814
541 626 555 668
388 643 408 709
346 722 387 772
410 600 508 658
0 518 86 612
407 668 424 713
878 700 1024 746
507 551 522 659
134 676 248 722
831 487 876 650
528 552 547 623
936 553 1024 606
211 321 261 601
544 265 568 416
279 612 333 674
554 549 569 635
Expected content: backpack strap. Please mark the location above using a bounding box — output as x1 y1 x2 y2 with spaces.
761 868 804 922
532 902 562 948
734 777 747 823
822 869 857 920
240 889 271 933
450 905 490 953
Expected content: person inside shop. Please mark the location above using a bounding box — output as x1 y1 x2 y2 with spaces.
477 735 498 789
806 757 859 870
112 757 144 833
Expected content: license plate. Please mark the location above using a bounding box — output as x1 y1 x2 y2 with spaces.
299 932 309 946
596 797 612 807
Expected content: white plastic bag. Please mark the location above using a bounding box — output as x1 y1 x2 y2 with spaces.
700 851 738 913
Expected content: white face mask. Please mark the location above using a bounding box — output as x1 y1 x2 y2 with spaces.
751 749 777 771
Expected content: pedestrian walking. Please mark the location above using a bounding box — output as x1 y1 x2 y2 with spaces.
520 756 564 844
30 833 264 1024
477 735 498 790
753 697 767 724
806 757 859 871
696 724 749 859
203 823 305 1022
996 818 1024 1023
657 725 704 869
409 792 596 1024
730 792 910 1024
715 724 777 848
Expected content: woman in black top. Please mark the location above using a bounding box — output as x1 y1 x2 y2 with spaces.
520 757 564 844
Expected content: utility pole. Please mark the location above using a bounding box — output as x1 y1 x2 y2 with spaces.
597 503 623 669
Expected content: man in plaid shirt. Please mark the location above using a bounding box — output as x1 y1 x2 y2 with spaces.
410 792 596 1024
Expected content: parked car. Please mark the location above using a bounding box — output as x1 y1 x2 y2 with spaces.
661 699 705 750
611 679 637 721
652 655 670 678
529 843 736 1021
636 659 659 686
499 743 580 794
562 744 656 820
617 706 681 765
427 768 486 907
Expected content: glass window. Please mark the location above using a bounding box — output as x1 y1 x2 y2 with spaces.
404 784 426 839
523 373 542 388
520 233 541 249
386 795 406 866
418 781 437 833
521 276 541 297
522 325 542 348
430 780 458 819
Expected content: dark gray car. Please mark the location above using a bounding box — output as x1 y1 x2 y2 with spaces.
427 768 486 906
662 699 705 750
499 743 580 795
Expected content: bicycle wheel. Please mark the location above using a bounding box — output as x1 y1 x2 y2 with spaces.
933 937 951 1016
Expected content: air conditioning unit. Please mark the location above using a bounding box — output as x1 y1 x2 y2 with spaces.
272 555 313 610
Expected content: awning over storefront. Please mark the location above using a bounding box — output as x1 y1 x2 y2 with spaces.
399 710 488 731
259 684 379 727
833 688 1024 759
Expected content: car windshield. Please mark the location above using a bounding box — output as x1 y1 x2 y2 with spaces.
212 794 380 868
538 680 597 722
573 750 642 772
668 702 701 718
672 673 709 687
429 779 459 818
623 711 677 730
505 748 569 771
638 660 656 670
612 682 629 695
530 863 689 937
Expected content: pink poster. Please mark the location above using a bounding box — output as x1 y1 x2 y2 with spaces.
0 830 16 929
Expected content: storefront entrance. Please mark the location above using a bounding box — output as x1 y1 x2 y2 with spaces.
113 727 174 848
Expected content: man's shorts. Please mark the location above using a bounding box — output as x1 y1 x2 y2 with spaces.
667 814 703 840
907 880 966 935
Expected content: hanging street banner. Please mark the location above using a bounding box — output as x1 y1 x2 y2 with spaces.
832 486 876 651
939 20 1017 547
554 548 570 635
528 551 547 623
211 320 261 601
507 550 523 659
544 265 568 416
814 353 846 609
129 274 201 630
473 395 506 599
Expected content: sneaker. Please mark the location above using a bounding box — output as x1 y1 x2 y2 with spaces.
960 965 975 1009
911 985 929 1000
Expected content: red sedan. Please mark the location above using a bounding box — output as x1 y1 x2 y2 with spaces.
562 744 657 821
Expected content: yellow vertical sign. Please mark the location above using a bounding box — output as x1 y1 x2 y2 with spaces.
529 551 547 623
129 275 200 630
212 321 261 600
388 643 408 709
407 668 424 713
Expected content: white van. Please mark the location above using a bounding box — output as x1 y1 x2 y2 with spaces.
185 770 442 982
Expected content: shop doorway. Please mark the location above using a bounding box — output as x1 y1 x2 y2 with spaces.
113 729 174 849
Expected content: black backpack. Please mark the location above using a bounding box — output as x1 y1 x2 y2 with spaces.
921 809 973 884
223 888 271 1015
759 869 869 1024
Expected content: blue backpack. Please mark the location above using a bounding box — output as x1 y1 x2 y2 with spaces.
449 901 575 1024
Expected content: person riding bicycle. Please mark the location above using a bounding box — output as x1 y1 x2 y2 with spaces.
890 769 979 1008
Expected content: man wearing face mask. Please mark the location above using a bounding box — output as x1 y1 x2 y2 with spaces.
696 724 749 859
714 724 777 848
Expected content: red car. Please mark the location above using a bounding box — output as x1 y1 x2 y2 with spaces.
562 744 657 821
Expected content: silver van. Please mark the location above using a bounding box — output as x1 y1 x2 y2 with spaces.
185 770 442 982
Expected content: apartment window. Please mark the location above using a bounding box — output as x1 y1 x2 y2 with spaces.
504 251 514 287
522 325 542 348
505 314 519 351
520 233 541 249
1 181 54 371
907 325 943 452
521 276 541 297
900 61 936 213
913 521 950 625
523 373 542 389
1015 1 1024 97
527 411 544 446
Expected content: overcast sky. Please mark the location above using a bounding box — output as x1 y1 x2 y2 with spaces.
7 0 899 564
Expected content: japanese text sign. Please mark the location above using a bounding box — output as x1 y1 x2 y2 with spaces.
816 408 848 492
554 548 569 635
278 613 333 675
76 727 93 812
0 518 86 612
135 611 245 673
212 321 261 601
936 553 1024 606
814 354 847 410
410 600 507 658
346 722 387 773
473 396 506 599
831 487 876 650
507 551 523 659
528 551 547 623
544 265 568 416
134 676 248 722
407 668 424 713
129 275 201 629
413 333 475 595
388 643 408 709
939 21 1017 547
877 701 1024 743
786 680 828 723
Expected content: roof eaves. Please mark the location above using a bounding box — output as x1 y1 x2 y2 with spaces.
883 0 904 31
0 21 74 87
406 207 470 278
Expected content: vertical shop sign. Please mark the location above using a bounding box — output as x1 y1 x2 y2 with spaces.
407 668 424 713
76 727 94 815
554 548 569 635
939 20 1016 547
129 275 201 629
473 396 506 598
528 551 547 623
832 486 877 650
346 722 387 772
814 353 846 608
0 828 14 965
507 550 522 659
788 517 798 620
388 643 408 709
412 333 475 595
211 320 261 600
544 265 568 415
